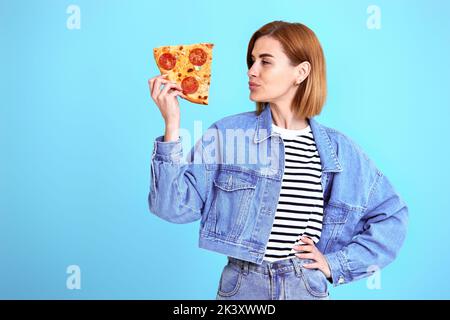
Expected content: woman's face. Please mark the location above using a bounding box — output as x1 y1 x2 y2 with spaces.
247 36 308 106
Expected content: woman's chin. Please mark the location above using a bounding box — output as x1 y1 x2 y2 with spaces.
249 93 263 102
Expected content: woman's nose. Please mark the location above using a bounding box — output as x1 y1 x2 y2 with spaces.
247 65 258 78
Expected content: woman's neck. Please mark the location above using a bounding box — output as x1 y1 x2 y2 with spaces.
269 103 308 130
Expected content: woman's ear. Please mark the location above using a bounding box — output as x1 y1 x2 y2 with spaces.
296 61 311 84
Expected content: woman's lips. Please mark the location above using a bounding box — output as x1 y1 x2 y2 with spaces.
249 82 260 90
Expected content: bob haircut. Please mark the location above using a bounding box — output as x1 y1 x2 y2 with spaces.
247 21 327 118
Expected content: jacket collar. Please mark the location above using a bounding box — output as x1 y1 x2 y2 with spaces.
254 103 342 173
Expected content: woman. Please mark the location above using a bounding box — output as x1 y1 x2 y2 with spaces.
147 21 408 300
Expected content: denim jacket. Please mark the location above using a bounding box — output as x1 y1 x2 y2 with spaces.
148 104 409 287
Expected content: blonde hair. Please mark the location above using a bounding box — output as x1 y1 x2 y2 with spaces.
247 21 327 118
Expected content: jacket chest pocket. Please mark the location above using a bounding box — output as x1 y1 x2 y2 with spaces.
209 171 257 240
317 205 350 253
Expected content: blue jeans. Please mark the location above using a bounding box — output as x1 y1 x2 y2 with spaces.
216 256 330 300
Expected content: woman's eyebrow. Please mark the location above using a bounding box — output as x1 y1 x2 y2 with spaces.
251 53 275 58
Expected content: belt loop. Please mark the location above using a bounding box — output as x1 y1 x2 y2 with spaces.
241 261 249 275
291 258 302 277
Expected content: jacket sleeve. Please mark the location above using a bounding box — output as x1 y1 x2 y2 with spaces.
324 171 409 287
147 124 218 224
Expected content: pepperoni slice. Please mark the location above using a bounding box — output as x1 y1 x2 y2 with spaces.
181 76 199 94
189 48 207 66
158 53 176 70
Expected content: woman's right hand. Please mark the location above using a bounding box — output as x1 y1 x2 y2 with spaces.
148 74 186 141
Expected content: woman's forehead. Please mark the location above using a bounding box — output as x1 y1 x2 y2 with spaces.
252 37 283 58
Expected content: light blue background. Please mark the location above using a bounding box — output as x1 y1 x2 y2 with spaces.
1 0 449 299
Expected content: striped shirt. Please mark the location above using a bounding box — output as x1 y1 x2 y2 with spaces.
263 122 324 262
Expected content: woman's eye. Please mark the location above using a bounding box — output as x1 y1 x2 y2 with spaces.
250 60 270 65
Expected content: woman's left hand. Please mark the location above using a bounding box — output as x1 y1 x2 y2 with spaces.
293 236 332 279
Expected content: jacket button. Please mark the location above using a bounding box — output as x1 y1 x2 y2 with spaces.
338 276 345 284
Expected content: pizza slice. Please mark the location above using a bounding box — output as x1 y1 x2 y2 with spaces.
153 42 214 105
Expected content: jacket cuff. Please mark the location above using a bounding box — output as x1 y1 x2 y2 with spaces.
152 135 183 163
324 250 351 287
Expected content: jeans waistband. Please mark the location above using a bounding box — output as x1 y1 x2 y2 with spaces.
227 256 314 276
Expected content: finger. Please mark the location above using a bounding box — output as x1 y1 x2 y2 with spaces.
149 74 167 84
148 74 167 92
162 79 182 91
293 245 314 252
148 75 161 88
295 253 315 259
151 76 164 98
156 79 183 94
169 90 187 100
158 82 183 99
168 80 183 92
148 79 155 97
159 81 175 98
150 75 171 97
300 236 314 245
302 262 320 269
